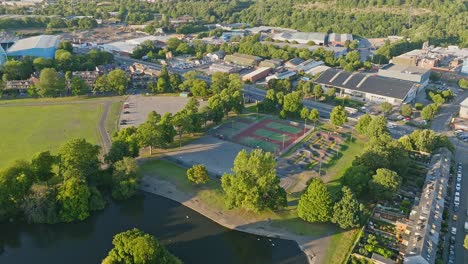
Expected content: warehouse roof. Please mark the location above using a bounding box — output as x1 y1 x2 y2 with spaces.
461 97 468 108
7 35 59 52
315 68 417 100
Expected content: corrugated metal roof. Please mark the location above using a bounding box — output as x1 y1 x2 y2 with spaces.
315 68 416 100
7 35 59 52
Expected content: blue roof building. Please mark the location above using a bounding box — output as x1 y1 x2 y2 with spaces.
0 46 6 67
7 35 59 59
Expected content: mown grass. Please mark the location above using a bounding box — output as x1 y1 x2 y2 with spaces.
323 228 361 264
0 103 103 167
105 101 123 137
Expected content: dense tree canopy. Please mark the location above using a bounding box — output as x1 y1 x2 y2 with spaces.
332 187 361 229
102 228 181 264
297 178 332 223
221 149 286 212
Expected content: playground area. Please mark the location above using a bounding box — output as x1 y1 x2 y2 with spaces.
277 131 347 175
210 115 308 153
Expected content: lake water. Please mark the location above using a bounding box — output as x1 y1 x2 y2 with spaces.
0 192 307 264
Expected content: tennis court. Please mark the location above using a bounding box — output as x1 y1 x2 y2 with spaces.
210 115 306 153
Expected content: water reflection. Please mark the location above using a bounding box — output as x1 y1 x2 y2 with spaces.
0 192 307 264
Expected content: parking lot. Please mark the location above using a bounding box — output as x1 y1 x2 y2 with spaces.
119 95 207 128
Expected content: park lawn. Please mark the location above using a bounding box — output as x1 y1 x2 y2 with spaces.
0 103 103 167
105 101 123 137
139 158 333 237
323 134 367 198
323 228 361 264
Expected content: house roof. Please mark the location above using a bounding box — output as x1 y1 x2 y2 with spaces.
315 68 416 100
461 97 468 108
7 35 59 52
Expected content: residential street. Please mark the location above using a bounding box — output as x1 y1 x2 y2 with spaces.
429 89 468 264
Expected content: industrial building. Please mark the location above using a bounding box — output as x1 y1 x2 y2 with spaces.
7 35 59 59
101 35 170 55
378 63 431 87
209 63 238 73
259 59 283 69
328 33 353 46
0 46 6 67
266 70 296 82
272 32 327 45
224 53 262 67
241 67 271 82
404 149 451 264
315 68 419 105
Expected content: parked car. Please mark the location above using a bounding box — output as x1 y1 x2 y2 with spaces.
456 183 461 191
123 111 130 114
452 227 457 235
453 214 458 221
454 205 460 212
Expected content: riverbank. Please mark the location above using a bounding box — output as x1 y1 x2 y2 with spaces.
139 172 332 264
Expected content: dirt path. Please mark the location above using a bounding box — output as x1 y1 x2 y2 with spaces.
139 174 333 264
98 101 112 153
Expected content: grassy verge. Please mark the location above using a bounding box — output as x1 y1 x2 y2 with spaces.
323 228 361 264
105 101 123 137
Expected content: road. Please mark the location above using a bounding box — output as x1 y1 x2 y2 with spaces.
453 140 468 264
428 88 468 264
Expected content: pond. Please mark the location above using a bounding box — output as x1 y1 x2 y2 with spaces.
0 191 307 264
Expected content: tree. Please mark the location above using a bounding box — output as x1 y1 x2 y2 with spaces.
70 76 89 95
332 187 361 229
459 78 468 89
158 113 176 145
380 102 393 115
136 121 165 155
190 79 209 97
312 84 323 100
102 228 181 264
112 127 140 158
297 178 332 223
326 87 336 99
58 41 73 52
355 114 372 134
221 149 286 212
31 151 56 182
107 69 129 95
330 106 347 127
421 104 438 121
36 68 66 97
300 108 310 121
21 184 58 224
1 60 33 81
308 108 320 125
57 177 91 222
33 57 53 72
400 104 412 117
341 165 372 198
366 116 388 139
105 140 134 164
431 94 445 105
369 168 401 200
187 164 209 184
111 157 140 200
282 91 303 117
58 139 100 181
0 160 34 220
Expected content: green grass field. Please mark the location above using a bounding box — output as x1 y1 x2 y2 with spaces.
266 122 302 134
0 102 106 167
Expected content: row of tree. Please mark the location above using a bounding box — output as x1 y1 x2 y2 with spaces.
0 138 140 224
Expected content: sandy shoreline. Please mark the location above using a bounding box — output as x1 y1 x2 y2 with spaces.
139 175 331 264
